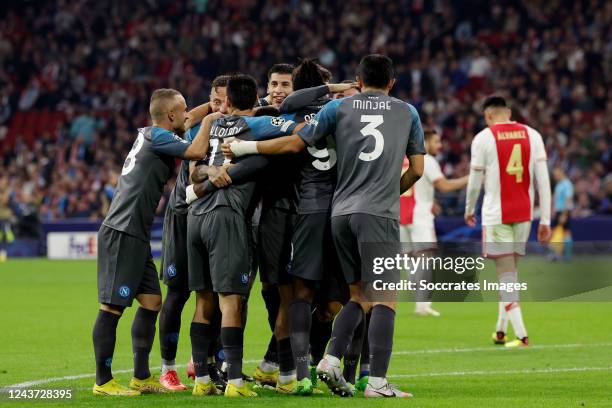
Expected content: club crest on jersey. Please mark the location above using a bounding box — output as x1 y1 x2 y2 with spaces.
241 273 249 285
167 264 177 278
270 117 286 127
118 285 131 298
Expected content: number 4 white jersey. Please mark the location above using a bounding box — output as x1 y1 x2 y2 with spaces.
470 122 547 226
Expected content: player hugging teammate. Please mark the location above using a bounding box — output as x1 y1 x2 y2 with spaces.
94 55 552 399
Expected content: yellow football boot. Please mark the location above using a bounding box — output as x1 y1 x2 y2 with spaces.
93 379 141 396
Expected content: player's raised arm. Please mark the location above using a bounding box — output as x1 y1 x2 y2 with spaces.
434 175 469 192
465 132 486 226
182 112 224 161
184 102 212 130
279 83 358 113
225 98 341 157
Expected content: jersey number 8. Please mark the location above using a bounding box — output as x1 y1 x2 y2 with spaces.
122 132 145 176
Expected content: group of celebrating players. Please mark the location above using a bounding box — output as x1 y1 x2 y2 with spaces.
91 53 553 399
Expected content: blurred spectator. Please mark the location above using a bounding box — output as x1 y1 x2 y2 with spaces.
0 0 609 230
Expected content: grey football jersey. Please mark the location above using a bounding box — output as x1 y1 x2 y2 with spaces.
103 126 189 241
189 114 297 216
166 124 201 215
298 91 425 220
279 85 336 214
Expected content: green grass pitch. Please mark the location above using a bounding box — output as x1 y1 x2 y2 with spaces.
0 259 611 407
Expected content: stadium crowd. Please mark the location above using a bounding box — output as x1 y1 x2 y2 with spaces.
0 0 610 230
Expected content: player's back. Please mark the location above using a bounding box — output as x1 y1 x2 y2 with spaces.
331 91 424 219
293 96 337 214
104 126 185 241
190 114 297 217
471 121 547 225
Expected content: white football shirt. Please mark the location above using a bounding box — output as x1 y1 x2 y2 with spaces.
470 122 547 226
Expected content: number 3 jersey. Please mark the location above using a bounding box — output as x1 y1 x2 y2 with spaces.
298 91 426 220
470 122 547 226
103 126 190 241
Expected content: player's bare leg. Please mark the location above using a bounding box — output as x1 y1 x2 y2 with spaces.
495 255 528 347
190 290 221 396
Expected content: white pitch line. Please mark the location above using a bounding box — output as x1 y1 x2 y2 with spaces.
2 342 611 391
392 342 612 356
389 366 612 378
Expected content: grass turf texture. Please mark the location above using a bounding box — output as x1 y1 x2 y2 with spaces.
0 259 611 407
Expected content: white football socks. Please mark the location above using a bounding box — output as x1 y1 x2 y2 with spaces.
368 376 387 388
325 354 341 367
279 371 296 384
195 375 210 384
495 302 509 333
229 378 244 387
161 359 176 375
259 359 279 373
505 302 527 339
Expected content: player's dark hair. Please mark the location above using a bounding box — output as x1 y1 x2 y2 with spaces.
212 75 231 91
357 54 394 89
227 74 258 110
253 106 280 117
424 129 439 141
482 95 508 111
267 63 294 80
292 59 328 91
149 88 181 120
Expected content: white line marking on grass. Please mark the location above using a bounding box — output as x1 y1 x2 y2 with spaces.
389 366 612 379
393 342 612 356
2 342 610 391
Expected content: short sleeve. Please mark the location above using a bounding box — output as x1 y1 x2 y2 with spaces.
470 129 489 169
529 127 547 161
245 115 298 140
425 155 444 183
298 99 341 146
151 127 189 158
406 104 426 156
